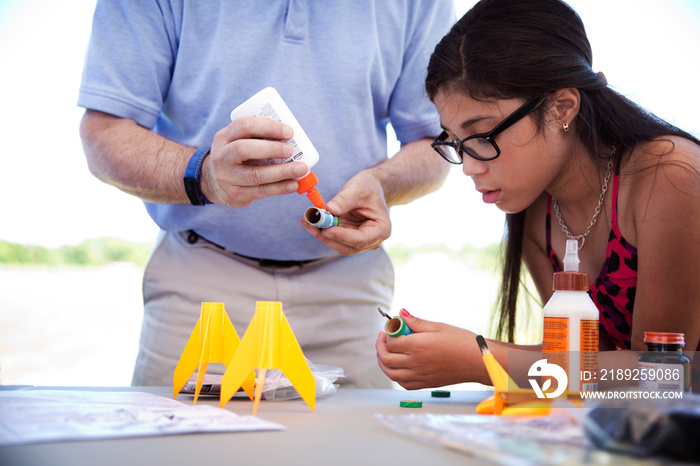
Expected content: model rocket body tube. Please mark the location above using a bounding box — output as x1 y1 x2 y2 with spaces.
377 307 413 337
304 207 339 229
385 316 412 337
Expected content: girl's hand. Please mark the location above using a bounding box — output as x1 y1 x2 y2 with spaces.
375 310 478 389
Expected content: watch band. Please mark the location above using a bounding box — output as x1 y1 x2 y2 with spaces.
183 148 212 205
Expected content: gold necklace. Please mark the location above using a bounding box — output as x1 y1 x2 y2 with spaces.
552 146 616 250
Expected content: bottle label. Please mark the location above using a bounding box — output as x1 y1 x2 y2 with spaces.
543 317 599 392
542 317 569 391
542 317 568 352
542 317 569 351
580 319 598 391
258 103 303 164
638 362 685 392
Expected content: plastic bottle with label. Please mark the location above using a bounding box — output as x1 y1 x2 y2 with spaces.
542 239 599 393
638 332 691 393
229 87 326 209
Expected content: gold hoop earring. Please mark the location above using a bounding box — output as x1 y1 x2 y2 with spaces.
562 122 569 134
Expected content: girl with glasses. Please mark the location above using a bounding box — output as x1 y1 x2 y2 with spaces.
377 0 700 390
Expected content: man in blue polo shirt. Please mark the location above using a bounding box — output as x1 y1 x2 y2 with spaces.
78 1 455 388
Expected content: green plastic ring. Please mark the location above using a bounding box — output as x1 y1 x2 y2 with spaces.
400 400 422 408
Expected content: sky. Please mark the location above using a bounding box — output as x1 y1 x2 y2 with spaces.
0 0 698 250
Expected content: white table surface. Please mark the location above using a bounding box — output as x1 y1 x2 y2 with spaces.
0 386 493 466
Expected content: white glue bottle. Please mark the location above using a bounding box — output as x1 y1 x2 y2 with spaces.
542 239 599 393
229 87 326 209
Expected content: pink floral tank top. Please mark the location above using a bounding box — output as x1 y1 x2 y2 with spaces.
546 163 638 349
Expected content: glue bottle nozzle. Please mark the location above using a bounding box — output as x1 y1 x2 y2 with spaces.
563 239 580 272
296 171 326 209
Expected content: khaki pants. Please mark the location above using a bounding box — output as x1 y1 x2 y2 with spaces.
132 230 394 388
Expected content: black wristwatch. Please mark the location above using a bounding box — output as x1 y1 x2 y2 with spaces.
183 147 212 205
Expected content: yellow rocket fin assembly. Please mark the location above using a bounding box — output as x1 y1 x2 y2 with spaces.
172 302 255 403
220 301 316 413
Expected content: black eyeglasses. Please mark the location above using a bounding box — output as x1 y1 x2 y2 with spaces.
431 92 550 163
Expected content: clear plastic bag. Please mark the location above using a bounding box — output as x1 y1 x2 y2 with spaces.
376 399 663 465
180 359 344 401
261 360 345 401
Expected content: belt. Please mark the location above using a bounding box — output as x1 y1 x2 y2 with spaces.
186 230 319 269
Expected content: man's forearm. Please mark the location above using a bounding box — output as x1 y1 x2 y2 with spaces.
79 109 193 204
366 138 449 207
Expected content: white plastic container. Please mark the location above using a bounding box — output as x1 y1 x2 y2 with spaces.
229 87 319 169
542 239 599 393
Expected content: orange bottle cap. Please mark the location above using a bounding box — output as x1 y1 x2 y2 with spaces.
296 171 326 209
644 332 685 345
553 271 589 291
296 172 318 194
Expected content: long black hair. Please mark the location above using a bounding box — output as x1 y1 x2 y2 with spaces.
425 0 700 342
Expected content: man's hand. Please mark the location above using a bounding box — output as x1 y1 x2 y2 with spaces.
299 137 448 255
300 170 391 255
202 116 309 207
80 110 309 206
